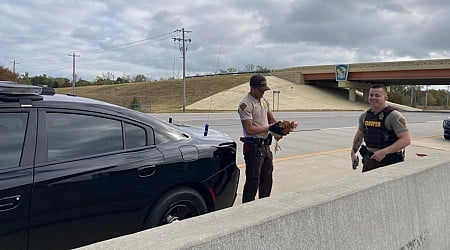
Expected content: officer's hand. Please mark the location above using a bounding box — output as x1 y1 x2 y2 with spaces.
269 122 287 136
351 152 359 170
371 149 387 162
352 156 359 170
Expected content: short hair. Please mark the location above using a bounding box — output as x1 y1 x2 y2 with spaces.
370 84 388 93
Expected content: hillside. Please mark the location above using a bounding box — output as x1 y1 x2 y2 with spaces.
56 74 253 113
187 75 371 111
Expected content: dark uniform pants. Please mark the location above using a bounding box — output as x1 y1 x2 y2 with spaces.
362 157 386 172
242 143 273 203
360 146 405 172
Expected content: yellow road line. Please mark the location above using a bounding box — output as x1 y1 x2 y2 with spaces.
237 148 350 168
236 134 442 168
413 134 442 140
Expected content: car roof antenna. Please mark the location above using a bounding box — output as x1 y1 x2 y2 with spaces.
203 96 214 136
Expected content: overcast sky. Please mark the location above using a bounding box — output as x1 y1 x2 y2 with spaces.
1 0 450 82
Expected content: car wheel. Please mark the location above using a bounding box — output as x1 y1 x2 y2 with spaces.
144 187 208 228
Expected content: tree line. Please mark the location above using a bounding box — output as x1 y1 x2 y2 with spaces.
0 63 270 88
389 85 449 109
0 65 154 88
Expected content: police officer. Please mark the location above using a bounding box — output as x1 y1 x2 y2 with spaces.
351 84 411 172
238 75 286 203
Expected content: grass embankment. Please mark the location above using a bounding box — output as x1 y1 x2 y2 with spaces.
56 74 252 113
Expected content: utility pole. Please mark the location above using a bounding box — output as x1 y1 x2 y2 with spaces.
9 59 19 75
68 52 80 94
173 28 191 113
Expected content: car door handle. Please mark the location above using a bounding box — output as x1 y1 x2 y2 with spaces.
138 165 156 177
0 195 21 212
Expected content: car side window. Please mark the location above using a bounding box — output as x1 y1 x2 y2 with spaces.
0 113 28 169
124 122 146 149
47 113 123 162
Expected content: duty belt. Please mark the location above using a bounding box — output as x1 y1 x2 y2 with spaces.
359 145 405 164
240 136 272 146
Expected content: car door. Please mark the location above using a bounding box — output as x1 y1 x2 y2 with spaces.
0 109 36 250
28 110 165 250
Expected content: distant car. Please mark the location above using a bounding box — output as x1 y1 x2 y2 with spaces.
444 117 450 140
0 81 239 250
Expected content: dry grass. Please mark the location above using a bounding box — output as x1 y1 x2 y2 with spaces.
56 74 253 113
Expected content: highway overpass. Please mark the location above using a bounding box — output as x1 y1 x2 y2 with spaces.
273 58 450 102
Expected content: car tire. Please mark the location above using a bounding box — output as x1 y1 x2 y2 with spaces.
445 135 450 140
144 187 208 228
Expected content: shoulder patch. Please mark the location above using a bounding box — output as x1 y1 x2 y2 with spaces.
239 103 247 111
398 117 406 126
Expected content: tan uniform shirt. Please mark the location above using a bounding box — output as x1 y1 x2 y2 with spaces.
238 93 270 139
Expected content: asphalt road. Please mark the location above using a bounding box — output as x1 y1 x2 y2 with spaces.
152 111 450 205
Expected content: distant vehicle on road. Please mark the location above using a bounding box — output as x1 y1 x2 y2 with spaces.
0 82 239 249
444 117 450 140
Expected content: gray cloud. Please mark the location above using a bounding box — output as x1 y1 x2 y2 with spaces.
1 0 450 81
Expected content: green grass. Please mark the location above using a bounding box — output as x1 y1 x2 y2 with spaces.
56 74 253 113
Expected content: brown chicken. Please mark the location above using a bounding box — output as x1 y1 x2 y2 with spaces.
272 120 298 152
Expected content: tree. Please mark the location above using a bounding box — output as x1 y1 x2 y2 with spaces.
76 79 91 87
0 65 18 81
30 74 49 86
243 64 255 72
255 65 270 73
116 77 127 84
134 74 147 83
20 72 31 84
102 72 114 81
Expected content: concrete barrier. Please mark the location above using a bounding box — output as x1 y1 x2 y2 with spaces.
80 149 450 249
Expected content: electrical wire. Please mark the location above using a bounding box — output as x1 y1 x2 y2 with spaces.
2 30 179 73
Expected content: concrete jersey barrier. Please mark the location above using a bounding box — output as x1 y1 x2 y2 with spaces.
80 149 450 249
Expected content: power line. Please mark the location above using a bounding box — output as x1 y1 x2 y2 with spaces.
2 31 179 79
3 31 176 68
73 31 176 54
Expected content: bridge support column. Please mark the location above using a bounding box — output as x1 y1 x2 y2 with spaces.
363 89 369 103
338 81 371 102
295 73 305 84
349 88 356 102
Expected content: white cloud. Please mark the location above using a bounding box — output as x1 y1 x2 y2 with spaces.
1 0 450 82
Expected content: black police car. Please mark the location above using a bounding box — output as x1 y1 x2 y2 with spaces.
444 117 450 140
0 81 239 249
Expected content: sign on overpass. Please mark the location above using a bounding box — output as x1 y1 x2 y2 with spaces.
335 64 349 81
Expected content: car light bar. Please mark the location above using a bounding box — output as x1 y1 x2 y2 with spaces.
0 81 42 95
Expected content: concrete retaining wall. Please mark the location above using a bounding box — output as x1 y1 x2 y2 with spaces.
81 150 450 249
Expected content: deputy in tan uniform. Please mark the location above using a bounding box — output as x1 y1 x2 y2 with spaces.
351 84 411 172
238 75 286 203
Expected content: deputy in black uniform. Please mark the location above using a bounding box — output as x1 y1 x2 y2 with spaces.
351 84 411 172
